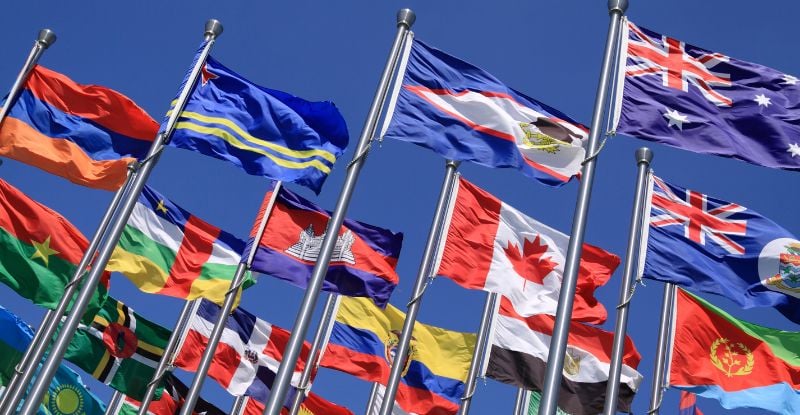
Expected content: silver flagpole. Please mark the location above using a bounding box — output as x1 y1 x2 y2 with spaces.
0 170 135 415
647 283 676 415
377 160 460 415
136 299 197 415
17 20 224 415
262 9 416 415
514 389 527 415
178 181 282 415
537 1 628 413
457 292 498 415
601 148 652 415
365 383 380 415
0 29 56 126
230 396 248 415
104 391 124 415
288 293 339 415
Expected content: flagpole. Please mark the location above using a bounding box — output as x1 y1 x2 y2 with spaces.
262 9 416 415
230 396 248 415
135 299 198 415
647 283 676 415
601 148 652 415
16 20 224 415
537 1 628 414
288 293 339 415
457 292 498 415
365 383 380 415
377 160 460 415
0 29 56 126
104 391 124 415
514 389 527 415
178 181 282 415
0 169 136 415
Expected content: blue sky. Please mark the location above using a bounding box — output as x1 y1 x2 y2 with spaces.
2 1 799 414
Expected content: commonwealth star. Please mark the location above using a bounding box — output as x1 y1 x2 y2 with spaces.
663 108 689 130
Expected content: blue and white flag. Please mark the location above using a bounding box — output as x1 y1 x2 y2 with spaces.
382 37 589 187
640 174 800 323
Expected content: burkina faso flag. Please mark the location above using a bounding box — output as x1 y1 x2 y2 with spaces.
65 296 170 400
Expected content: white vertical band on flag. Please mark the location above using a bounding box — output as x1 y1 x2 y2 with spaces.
315 295 342 369
378 31 416 140
635 169 654 281
479 295 501 378
610 16 630 132
430 172 460 278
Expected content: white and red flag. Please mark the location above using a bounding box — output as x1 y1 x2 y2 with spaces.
434 177 620 323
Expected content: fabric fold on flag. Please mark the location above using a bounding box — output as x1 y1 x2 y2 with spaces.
118 373 225 415
243 391 355 415
679 391 704 415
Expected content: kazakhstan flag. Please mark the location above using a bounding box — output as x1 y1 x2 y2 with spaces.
165 49 349 193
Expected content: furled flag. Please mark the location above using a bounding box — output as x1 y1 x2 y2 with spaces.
0 178 109 322
381 38 589 187
64 296 170 400
117 373 225 415
526 390 570 415
320 296 476 415
679 391 704 415
0 65 158 190
0 305 106 415
641 174 800 323
670 288 800 413
246 182 403 307
435 177 620 323
613 20 800 171
107 185 252 305
243 391 354 415
174 299 311 404
484 297 643 415
164 50 349 193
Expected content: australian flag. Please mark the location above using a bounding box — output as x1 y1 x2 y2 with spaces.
614 20 800 171
641 174 800 323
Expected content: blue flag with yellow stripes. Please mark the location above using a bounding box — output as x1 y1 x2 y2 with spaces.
165 51 349 193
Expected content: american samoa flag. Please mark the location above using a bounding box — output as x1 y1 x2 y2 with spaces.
381 35 589 187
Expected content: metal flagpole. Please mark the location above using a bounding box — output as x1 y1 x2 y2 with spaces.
457 292 498 415
262 9 416 415
230 395 248 415
104 391 124 415
0 169 135 415
537 1 628 414
288 293 339 415
601 148 652 415
514 389 527 415
647 283 676 415
377 160 460 415
178 181 282 415
0 29 56 126
365 383 380 415
17 20 224 415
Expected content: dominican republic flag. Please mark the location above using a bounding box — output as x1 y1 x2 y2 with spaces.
641 174 800 324
381 37 589 187
484 297 642 415
435 177 619 323
613 19 800 171
174 299 310 403
246 181 403 307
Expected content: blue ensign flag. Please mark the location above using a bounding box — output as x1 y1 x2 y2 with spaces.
615 20 800 171
641 175 800 324
165 48 349 193
382 37 590 187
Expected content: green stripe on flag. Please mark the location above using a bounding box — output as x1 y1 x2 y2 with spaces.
116 225 176 274
528 390 570 415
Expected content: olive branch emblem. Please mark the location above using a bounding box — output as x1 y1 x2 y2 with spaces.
710 337 754 377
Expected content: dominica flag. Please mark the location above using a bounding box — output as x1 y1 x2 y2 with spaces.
64 296 171 400
107 185 252 305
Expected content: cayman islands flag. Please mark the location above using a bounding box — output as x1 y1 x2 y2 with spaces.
640 174 800 324
382 37 589 187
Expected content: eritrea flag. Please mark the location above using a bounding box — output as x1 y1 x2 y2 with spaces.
0 178 109 321
670 288 800 413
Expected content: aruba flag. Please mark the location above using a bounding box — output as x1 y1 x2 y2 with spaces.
320 296 475 415
0 65 158 190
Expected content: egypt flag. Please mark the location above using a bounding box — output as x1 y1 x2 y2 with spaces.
435 177 620 323
117 373 225 415
65 296 171 400
242 391 354 415
107 185 252 305
484 297 643 415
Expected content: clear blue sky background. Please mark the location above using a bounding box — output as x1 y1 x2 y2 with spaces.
1 1 799 414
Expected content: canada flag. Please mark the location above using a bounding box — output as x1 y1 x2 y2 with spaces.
434 178 620 324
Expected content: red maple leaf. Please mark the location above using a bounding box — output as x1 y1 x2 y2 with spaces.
503 235 557 289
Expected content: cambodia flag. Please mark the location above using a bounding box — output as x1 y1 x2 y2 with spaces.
0 65 158 190
245 182 403 307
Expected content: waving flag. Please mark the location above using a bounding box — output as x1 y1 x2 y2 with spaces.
382 38 589 186
0 65 157 190
641 175 800 323
614 20 800 171
679 391 704 415
435 177 619 323
243 391 354 415
118 373 225 415
165 51 349 193
246 182 402 307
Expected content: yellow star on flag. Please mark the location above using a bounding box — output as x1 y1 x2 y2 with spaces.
30 236 60 267
156 200 168 214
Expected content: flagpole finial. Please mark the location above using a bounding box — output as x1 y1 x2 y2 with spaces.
397 9 416 28
204 19 224 39
636 147 653 164
608 0 628 14
37 29 56 48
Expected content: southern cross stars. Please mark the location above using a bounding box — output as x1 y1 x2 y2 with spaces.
754 94 772 107
782 74 798 86
663 108 689 130
789 143 800 158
